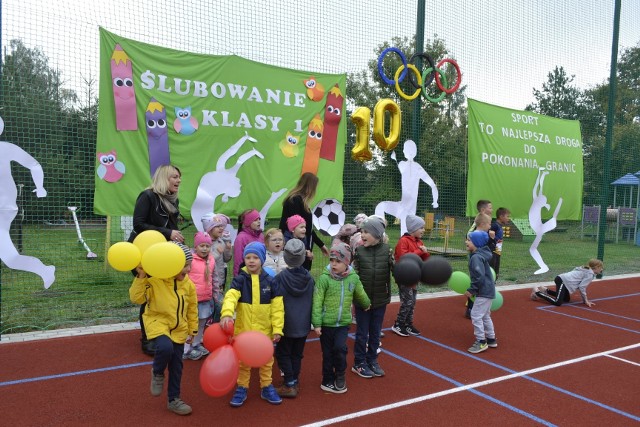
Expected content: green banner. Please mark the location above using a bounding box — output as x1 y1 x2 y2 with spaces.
95 28 346 220
467 99 583 219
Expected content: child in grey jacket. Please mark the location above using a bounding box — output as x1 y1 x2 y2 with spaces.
531 259 603 307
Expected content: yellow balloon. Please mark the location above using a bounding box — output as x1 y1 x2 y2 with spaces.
141 242 186 279
133 230 167 255
107 242 142 272
350 106 372 162
373 98 401 152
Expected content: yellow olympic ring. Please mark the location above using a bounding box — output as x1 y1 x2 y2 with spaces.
394 64 422 101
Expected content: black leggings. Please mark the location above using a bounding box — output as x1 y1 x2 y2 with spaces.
537 276 571 306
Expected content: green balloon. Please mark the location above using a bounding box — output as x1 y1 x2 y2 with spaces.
490 267 496 281
491 290 503 311
448 271 471 294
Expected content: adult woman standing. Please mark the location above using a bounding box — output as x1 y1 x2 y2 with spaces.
128 164 184 355
278 173 329 271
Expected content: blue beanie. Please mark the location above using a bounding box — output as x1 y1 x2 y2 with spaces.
243 241 266 265
469 231 489 248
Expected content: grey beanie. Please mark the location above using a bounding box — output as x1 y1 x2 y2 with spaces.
405 215 425 234
171 241 193 262
283 238 306 268
361 216 385 240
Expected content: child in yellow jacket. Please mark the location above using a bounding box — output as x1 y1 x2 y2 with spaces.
220 242 285 407
129 242 198 416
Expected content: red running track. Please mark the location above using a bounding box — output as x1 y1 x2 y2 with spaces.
1 276 638 426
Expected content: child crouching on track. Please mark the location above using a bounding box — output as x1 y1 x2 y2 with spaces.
531 259 603 307
313 242 370 393
129 242 198 416
220 242 284 407
463 231 497 354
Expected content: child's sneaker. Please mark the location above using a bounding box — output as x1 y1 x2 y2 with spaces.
167 398 192 415
487 338 498 348
380 331 385 338
391 322 410 337
261 384 282 405
321 382 347 394
193 343 209 356
468 340 488 354
150 368 164 396
368 361 385 377
183 348 203 361
335 373 347 392
229 386 248 407
276 383 298 398
351 363 374 378
530 287 539 300
406 324 421 336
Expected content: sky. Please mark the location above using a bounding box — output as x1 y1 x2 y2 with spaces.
2 0 639 111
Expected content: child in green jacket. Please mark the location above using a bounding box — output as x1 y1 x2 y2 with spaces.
312 242 370 394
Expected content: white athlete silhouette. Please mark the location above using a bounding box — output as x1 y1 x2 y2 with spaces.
375 139 439 234
529 167 563 274
190 131 286 233
0 116 55 288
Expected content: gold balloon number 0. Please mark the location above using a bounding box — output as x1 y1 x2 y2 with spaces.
350 98 401 162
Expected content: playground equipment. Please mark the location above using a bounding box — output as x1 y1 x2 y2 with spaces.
68 207 98 259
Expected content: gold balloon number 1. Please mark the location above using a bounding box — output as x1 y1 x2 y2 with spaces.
350 98 401 162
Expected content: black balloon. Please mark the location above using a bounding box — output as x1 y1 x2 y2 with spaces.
393 259 422 286
399 253 423 267
421 256 453 285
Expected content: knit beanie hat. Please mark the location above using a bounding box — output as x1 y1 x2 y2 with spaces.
330 242 352 265
242 209 260 228
243 241 266 265
286 214 306 233
194 231 212 247
469 230 489 248
283 238 306 268
336 223 357 238
353 213 367 229
361 216 385 240
202 213 230 232
171 241 193 262
405 215 425 234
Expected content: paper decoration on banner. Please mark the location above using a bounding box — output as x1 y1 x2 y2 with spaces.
110 44 137 131
375 140 439 234
0 115 56 289
312 198 345 237
96 150 126 183
529 167 562 274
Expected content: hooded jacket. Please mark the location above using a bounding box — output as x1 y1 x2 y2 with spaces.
274 266 315 338
466 246 496 299
353 242 393 308
312 266 371 327
221 267 284 338
189 252 215 302
559 266 596 302
129 275 198 343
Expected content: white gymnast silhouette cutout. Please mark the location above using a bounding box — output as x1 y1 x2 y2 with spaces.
529 167 563 274
375 140 439 234
0 116 55 288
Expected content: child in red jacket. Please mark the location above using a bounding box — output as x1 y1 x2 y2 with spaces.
392 215 429 337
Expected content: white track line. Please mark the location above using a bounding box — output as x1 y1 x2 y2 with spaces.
301 342 640 427
605 354 640 367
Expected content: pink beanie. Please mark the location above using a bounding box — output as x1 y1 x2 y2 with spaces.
242 209 260 228
286 215 306 233
194 231 212 247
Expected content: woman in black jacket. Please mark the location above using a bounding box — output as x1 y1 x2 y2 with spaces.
278 173 329 271
128 164 184 355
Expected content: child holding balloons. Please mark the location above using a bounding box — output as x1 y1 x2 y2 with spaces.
129 242 198 416
463 230 497 354
220 242 285 407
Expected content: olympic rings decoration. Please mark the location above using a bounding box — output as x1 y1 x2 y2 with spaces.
377 47 461 103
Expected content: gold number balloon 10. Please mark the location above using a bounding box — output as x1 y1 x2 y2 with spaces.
350 99 401 162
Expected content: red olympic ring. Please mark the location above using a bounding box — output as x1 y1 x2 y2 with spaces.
434 58 461 94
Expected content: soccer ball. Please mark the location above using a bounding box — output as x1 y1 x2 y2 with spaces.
312 198 345 237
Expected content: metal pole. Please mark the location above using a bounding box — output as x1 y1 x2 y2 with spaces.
596 0 622 265
413 0 425 209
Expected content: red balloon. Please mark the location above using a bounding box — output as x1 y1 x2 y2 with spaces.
232 331 274 368
221 320 235 336
203 323 229 352
199 345 239 397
